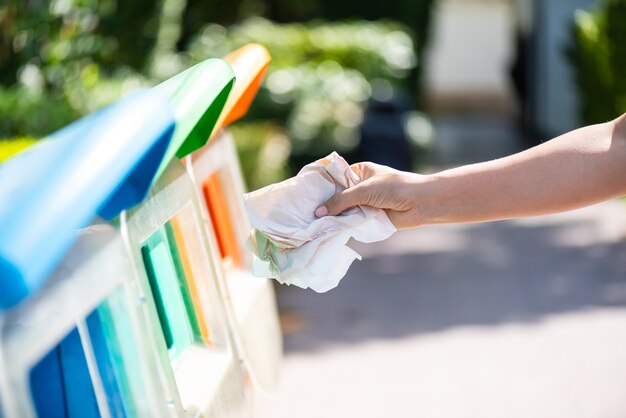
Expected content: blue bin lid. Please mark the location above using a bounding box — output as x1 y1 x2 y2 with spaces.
0 89 175 309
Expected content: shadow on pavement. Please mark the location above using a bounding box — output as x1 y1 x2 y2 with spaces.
276 217 626 353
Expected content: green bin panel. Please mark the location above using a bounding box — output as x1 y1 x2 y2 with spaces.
141 227 194 360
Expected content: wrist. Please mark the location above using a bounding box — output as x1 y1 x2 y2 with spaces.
397 172 444 228
409 173 444 226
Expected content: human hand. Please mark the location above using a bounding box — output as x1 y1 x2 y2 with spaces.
314 162 424 229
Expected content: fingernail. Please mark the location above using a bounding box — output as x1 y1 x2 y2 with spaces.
314 206 328 218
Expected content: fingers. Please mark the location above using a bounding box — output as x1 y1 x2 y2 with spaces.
315 161 399 218
349 163 363 180
315 163 373 217
315 184 365 217
350 162 379 181
315 188 414 229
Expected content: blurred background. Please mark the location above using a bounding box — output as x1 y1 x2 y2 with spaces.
2 0 626 416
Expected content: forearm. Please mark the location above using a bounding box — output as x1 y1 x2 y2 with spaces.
417 114 626 225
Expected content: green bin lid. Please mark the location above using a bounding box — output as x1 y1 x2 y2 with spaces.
154 58 235 179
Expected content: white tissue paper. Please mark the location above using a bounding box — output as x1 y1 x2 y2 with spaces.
244 152 396 292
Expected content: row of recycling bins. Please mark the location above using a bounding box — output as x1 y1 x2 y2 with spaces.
0 44 282 418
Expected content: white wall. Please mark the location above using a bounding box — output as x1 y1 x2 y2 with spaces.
424 0 514 101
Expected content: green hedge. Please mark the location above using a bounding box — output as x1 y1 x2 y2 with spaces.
569 0 626 124
189 18 417 160
1 1 433 184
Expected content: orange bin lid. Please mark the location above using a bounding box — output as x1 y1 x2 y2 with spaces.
212 44 271 135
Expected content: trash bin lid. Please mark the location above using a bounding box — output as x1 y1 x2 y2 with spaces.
154 58 235 178
214 44 271 134
0 89 175 309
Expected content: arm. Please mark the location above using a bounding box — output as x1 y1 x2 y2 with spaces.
316 113 626 229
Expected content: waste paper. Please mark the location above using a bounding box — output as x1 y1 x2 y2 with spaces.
244 152 396 292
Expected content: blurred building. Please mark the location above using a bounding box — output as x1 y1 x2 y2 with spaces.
512 0 600 137
424 0 515 113
424 0 601 139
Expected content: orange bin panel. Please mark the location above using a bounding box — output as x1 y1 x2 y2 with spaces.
203 172 243 268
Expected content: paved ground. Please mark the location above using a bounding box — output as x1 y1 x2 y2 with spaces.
254 114 626 418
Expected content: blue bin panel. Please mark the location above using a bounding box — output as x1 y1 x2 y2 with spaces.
30 327 100 418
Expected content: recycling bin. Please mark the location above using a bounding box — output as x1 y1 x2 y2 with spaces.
186 44 282 392
0 90 177 418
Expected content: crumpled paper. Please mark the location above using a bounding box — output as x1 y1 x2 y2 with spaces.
244 152 396 292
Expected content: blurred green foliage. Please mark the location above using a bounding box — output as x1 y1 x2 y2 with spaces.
0 0 155 139
0 0 434 185
229 121 291 190
0 0 158 84
569 0 626 124
178 0 434 97
189 18 417 161
0 86 77 138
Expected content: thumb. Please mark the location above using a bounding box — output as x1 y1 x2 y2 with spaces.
315 185 365 217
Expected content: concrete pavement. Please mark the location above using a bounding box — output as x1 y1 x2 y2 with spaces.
255 200 626 418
